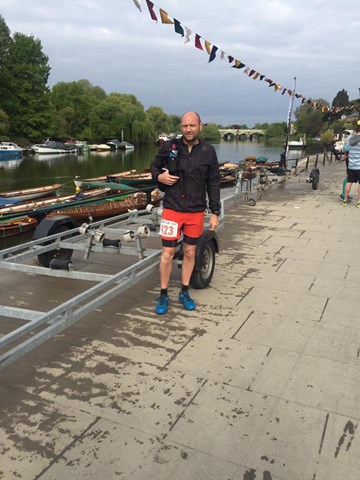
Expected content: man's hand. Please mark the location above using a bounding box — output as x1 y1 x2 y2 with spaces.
158 169 179 186
209 213 220 231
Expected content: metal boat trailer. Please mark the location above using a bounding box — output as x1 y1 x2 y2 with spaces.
0 186 246 370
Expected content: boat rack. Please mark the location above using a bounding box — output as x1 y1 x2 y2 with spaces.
0 181 252 370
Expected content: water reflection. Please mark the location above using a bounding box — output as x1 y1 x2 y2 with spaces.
0 140 316 192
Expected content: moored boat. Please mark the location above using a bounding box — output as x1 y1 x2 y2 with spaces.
96 144 111 152
74 169 153 189
118 141 135 150
0 188 110 219
32 140 79 154
286 138 307 149
156 133 170 146
112 171 154 187
47 189 162 222
0 183 62 203
0 216 38 238
0 142 23 159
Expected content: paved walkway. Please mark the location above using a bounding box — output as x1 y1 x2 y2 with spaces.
1 158 360 480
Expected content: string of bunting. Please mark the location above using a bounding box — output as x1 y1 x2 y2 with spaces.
132 0 355 115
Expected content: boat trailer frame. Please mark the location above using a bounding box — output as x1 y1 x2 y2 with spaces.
0 184 247 370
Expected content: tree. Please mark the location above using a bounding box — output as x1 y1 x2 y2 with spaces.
146 106 171 136
294 100 329 137
168 114 181 134
201 123 221 143
265 122 286 139
50 80 105 138
332 89 349 108
0 108 9 138
0 30 51 139
89 93 153 143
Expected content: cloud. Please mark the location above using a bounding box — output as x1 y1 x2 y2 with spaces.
1 0 359 126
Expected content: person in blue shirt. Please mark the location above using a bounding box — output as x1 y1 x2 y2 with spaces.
342 121 360 207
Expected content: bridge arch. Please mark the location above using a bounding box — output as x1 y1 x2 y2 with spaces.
218 128 266 141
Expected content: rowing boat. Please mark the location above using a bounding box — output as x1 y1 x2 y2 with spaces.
0 216 38 238
0 183 62 203
47 189 162 222
74 169 154 189
0 188 110 219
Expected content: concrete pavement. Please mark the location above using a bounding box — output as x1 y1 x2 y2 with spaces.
1 158 360 480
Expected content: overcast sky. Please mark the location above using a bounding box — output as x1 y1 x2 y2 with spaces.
1 0 359 126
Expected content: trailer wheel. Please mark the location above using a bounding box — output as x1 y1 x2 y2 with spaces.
190 240 215 289
310 168 320 190
37 225 74 268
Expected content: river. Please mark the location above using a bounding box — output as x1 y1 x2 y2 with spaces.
0 140 314 193
0 140 318 249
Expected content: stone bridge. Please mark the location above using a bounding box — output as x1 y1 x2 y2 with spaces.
218 128 266 140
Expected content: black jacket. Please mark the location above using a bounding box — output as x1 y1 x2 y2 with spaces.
150 138 221 214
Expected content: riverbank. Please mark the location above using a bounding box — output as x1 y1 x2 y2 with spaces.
1 157 359 479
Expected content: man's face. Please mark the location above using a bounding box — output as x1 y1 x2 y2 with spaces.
181 113 202 144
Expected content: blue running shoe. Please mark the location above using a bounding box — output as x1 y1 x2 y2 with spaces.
155 294 169 314
179 291 196 310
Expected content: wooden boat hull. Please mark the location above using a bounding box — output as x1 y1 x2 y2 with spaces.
0 188 110 218
113 172 155 187
0 216 38 238
74 170 150 188
0 183 62 202
47 190 162 222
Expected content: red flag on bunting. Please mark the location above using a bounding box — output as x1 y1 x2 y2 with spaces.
195 34 203 50
146 0 158 21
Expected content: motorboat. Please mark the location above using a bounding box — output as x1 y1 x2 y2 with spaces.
106 139 122 150
118 141 135 150
96 144 111 152
32 139 79 154
286 138 307 149
0 142 23 159
156 133 170 145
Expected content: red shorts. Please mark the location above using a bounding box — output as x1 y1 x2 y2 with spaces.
160 209 204 244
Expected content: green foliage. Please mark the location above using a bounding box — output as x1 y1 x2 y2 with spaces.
169 114 181 134
332 89 349 108
0 18 51 140
201 123 221 143
0 108 9 137
294 102 327 137
265 122 286 139
320 129 334 147
88 93 153 144
146 106 171 136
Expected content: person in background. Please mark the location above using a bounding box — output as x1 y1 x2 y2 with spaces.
150 111 221 314
342 121 360 207
339 144 351 201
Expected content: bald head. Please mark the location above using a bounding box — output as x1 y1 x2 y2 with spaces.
181 111 202 146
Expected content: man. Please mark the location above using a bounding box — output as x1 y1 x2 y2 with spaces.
342 120 360 207
150 111 221 314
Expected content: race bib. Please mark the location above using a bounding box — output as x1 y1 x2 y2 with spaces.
159 219 178 238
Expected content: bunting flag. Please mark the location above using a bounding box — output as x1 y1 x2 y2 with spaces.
232 60 245 69
209 45 218 63
174 19 184 36
145 0 157 21
159 9 173 24
204 40 211 55
132 0 142 12
184 27 192 43
132 0 357 114
195 33 203 50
